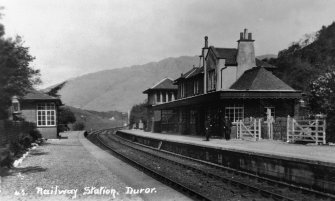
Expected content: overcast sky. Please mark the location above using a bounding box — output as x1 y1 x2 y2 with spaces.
1 0 335 88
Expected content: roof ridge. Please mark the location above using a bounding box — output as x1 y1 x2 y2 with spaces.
249 67 263 89
150 77 170 89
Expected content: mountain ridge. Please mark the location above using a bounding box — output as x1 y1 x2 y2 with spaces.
56 56 199 112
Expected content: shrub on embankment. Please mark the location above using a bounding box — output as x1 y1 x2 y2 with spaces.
72 122 85 131
0 120 43 169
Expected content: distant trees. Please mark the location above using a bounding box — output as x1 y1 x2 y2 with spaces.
129 101 147 128
58 106 76 131
309 70 335 142
0 20 40 119
272 22 335 91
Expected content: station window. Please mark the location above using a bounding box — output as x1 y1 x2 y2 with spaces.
225 105 244 123
193 80 199 95
37 103 56 126
168 93 172 102
180 83 185 98
207 70 216 91
156 92 161 103
162 91 166 103
264 107 275 120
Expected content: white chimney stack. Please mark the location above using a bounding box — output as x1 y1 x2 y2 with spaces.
236 28 256 79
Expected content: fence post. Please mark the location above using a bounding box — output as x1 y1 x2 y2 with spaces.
253 119 257 140
286 115 290 142
323 119 326 144
236 120 240 139
315 119 319 145
258 119 261 140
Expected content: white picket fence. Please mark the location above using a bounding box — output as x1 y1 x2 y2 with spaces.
236 118 261 141
286 115 326 144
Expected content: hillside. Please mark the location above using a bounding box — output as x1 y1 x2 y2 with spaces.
256 54 277 60
66 106 125 130
271 22 335 91
57 56 199 112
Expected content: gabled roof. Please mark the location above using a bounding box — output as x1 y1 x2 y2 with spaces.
255 59 276 69
174 66 204 83
209 47 238 65
21 90 62 104
143 78 177 94
230 67 295 91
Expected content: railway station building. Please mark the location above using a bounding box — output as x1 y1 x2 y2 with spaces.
143 78 178 132
146 29 302 137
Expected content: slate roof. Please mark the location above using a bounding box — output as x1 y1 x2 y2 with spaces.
210 47 238 65
21 90 62 104
175 67 204 83
230 67 295 91
143 78 177 94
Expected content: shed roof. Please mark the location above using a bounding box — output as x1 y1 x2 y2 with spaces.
21 90 62 104
230 67 295 91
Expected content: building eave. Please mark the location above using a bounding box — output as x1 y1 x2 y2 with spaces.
153 90 301 110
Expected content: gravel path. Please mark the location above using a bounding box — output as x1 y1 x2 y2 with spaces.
0 131 189 201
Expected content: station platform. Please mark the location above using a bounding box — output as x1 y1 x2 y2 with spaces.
115 129 335 195
119 129 335 165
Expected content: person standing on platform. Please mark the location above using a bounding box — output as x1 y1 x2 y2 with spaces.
205 115 213 141
224 116 232 140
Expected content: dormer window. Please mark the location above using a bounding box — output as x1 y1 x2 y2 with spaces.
12 96 20 113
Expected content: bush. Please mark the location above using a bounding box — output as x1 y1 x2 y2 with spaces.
29 129 42 141
10 141 25 157
73 122 85 131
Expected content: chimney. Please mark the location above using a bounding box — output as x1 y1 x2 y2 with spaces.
202 36 209 94
236 28 256 79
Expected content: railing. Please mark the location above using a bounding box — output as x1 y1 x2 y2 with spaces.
236 118 261 141
286 115 326 144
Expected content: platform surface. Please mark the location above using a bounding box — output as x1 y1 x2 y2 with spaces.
120 129 335 165
0 131 191 201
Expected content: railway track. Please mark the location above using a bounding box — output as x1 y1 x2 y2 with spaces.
88 128 334 201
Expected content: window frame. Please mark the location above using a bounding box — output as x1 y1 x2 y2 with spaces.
264 107 275 121
168 92 172 102
156 92 161 103
36 102 56 127
225 105 244 123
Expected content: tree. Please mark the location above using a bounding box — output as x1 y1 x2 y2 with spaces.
58 106 76 130
309 70 335 142
0 22 40 119
129 101 148 128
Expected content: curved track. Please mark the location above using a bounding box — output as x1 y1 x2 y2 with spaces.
88 128 335 201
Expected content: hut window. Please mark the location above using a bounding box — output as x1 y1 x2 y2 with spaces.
225 105 244 123
37 103 56 126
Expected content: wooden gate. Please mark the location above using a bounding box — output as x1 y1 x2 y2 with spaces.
236 118 261 141
286 115 326 144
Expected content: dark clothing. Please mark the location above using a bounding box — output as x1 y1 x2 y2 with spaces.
205 119 214 141
223 119 232 140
